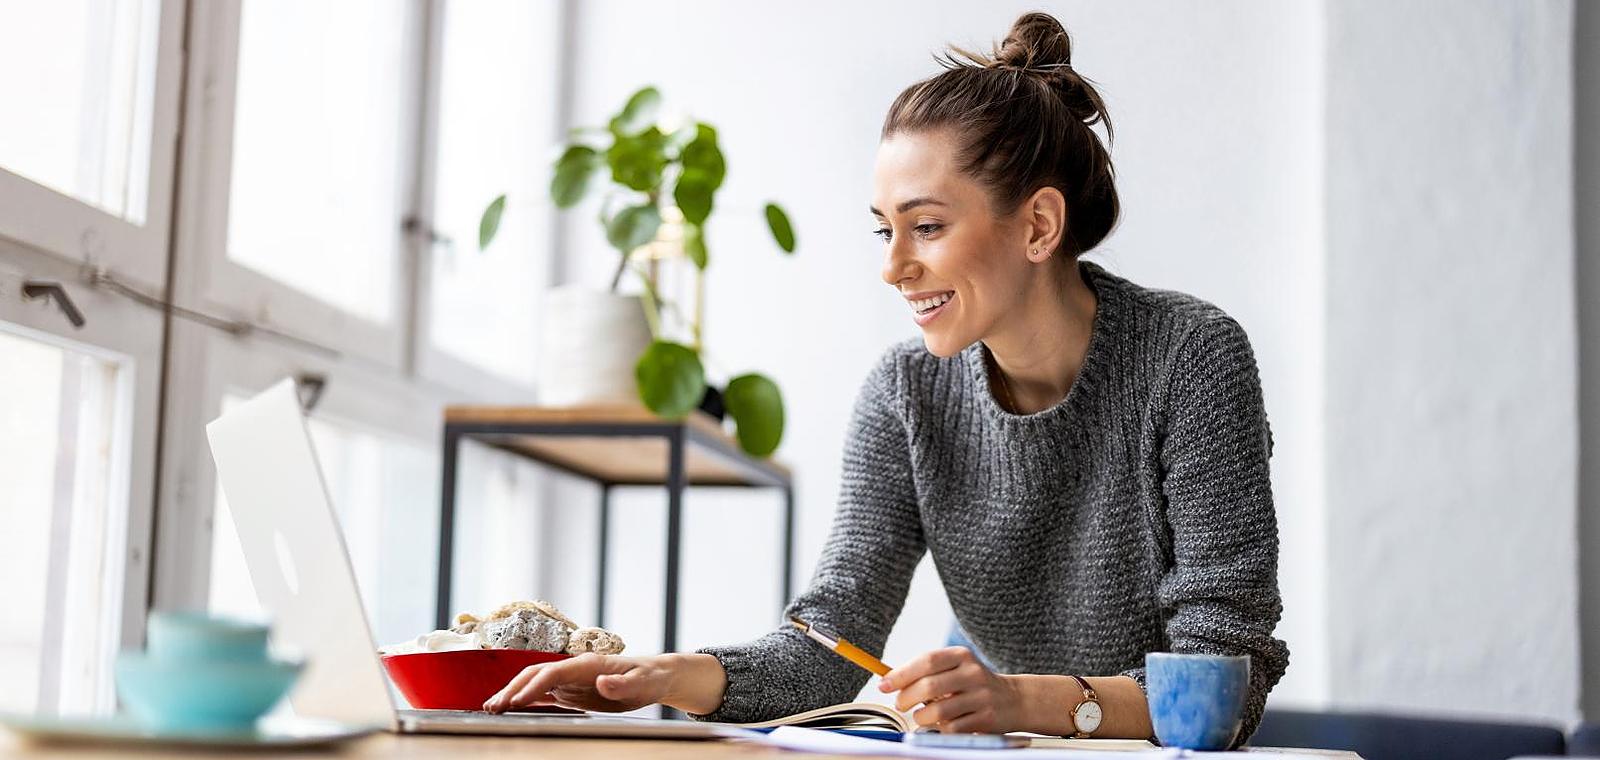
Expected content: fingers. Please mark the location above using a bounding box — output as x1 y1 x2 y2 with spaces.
484 663 549 712
485 654 613 713
911 691 986 731
891 657 986 712
939 705 1000 734
893 667 960 712
893 661 986 712
880 646 973 694
510 657 599 708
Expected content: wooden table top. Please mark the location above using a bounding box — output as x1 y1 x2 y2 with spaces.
0 732 805 759
444 403 791 487
0 731 1363 758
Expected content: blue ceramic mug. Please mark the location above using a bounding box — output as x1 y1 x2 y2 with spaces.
1145 652 1250 750
145 611 272 663
116 611 301 733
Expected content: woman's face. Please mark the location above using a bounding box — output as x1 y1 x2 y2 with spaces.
872 129 1034 358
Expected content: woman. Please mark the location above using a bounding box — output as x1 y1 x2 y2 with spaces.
485 12 1288 745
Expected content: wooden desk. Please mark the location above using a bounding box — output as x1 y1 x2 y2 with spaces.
0 732 1365 758
435 405 795 659
0 733 810 759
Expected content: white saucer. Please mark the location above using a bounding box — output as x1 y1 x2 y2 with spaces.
0 712 376 749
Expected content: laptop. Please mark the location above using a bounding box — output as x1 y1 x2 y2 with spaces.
204 379 743 739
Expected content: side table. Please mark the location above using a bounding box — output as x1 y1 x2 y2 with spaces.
435 404 795 661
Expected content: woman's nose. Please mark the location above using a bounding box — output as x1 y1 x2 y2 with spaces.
881 239 916 287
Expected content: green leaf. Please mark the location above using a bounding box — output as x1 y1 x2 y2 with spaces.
551 145 602 207
724 373 785 457
478 194 507 250
607 127 669 191
674 168 716 226
635 341 705 419
684 223 708 269
610 86 662 136
605 204 662 253
680 123 725 190
765 202 796 253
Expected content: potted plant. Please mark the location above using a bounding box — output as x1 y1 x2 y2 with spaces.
479 86 795 458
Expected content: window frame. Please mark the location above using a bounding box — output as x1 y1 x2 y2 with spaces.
410 0 567 397
179 0 430 370
1 0 573 712
0 0 184 290
155 0 571 613
0 236 164 712
157 330 450 614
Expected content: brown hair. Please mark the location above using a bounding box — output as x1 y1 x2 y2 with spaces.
882 12 1119 257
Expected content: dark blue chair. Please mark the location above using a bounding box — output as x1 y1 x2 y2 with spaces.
1569 722 1600 756
1249 708 1566 760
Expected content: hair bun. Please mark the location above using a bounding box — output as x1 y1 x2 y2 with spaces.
995 12 1073 70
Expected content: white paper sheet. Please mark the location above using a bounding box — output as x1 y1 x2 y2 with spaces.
751 726 1358 759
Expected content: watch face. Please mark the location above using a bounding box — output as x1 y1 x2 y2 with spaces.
1075 701 1103 733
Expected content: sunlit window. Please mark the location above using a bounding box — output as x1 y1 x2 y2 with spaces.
0 329 127 717
208 410 544 651
427 0 558 384
225 0 410 323
0 0 160 222
209 408 438 648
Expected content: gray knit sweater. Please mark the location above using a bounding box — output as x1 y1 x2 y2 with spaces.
695 260 1289 746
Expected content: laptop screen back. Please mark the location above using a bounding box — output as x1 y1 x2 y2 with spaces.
205 379 395 729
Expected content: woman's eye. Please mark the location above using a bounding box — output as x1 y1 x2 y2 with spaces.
872 228 892 242
914 223 943 237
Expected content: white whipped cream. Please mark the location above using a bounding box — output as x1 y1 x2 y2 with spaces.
379 628 485 656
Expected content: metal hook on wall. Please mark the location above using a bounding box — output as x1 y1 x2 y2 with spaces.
294 373 327 414
22 281 86 329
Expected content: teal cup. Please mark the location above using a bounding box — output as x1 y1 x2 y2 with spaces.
115 611 301 733
146 611 271 662
1145 652 1251 750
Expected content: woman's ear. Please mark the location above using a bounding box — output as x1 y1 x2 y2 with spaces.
1023 186 1067 263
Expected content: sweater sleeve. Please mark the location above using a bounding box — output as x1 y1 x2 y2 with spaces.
691 353 926 723
1119 315 1290 748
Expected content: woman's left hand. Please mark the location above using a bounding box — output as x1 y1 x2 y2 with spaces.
877 646 1024 733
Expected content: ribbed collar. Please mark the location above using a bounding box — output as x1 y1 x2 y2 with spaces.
962 259 1125 425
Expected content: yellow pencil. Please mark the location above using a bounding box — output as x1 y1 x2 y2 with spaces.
790 615 894 678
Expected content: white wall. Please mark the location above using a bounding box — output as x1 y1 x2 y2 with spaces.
531 0 1581 721
1323 0 1578 723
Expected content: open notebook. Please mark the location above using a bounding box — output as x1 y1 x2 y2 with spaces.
737 701 915 733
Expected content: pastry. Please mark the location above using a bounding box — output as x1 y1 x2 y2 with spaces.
565 626 626 655
384 599 626 658
480 608 572 653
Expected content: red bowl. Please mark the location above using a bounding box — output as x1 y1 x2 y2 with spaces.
381 649 572 711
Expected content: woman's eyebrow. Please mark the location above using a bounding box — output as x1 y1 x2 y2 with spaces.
869 197 948 216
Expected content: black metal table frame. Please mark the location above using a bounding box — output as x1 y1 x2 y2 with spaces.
434 418 795 662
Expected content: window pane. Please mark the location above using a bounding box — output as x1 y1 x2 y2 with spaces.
446 441 547 620
207 410 548 655
0 328 126 717
225 0 409 323
428 0 559 384
0 0 159 222
209 409 440 649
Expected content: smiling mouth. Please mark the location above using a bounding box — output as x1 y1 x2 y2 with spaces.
910 291 954 315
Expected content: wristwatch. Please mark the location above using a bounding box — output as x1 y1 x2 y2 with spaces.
1065 675 1102 738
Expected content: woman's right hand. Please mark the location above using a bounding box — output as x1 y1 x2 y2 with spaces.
482 652 727 715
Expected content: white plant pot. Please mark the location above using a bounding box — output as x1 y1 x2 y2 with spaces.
537 286 653 407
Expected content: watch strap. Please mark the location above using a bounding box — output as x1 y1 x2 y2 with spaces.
1066 675 1099 738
